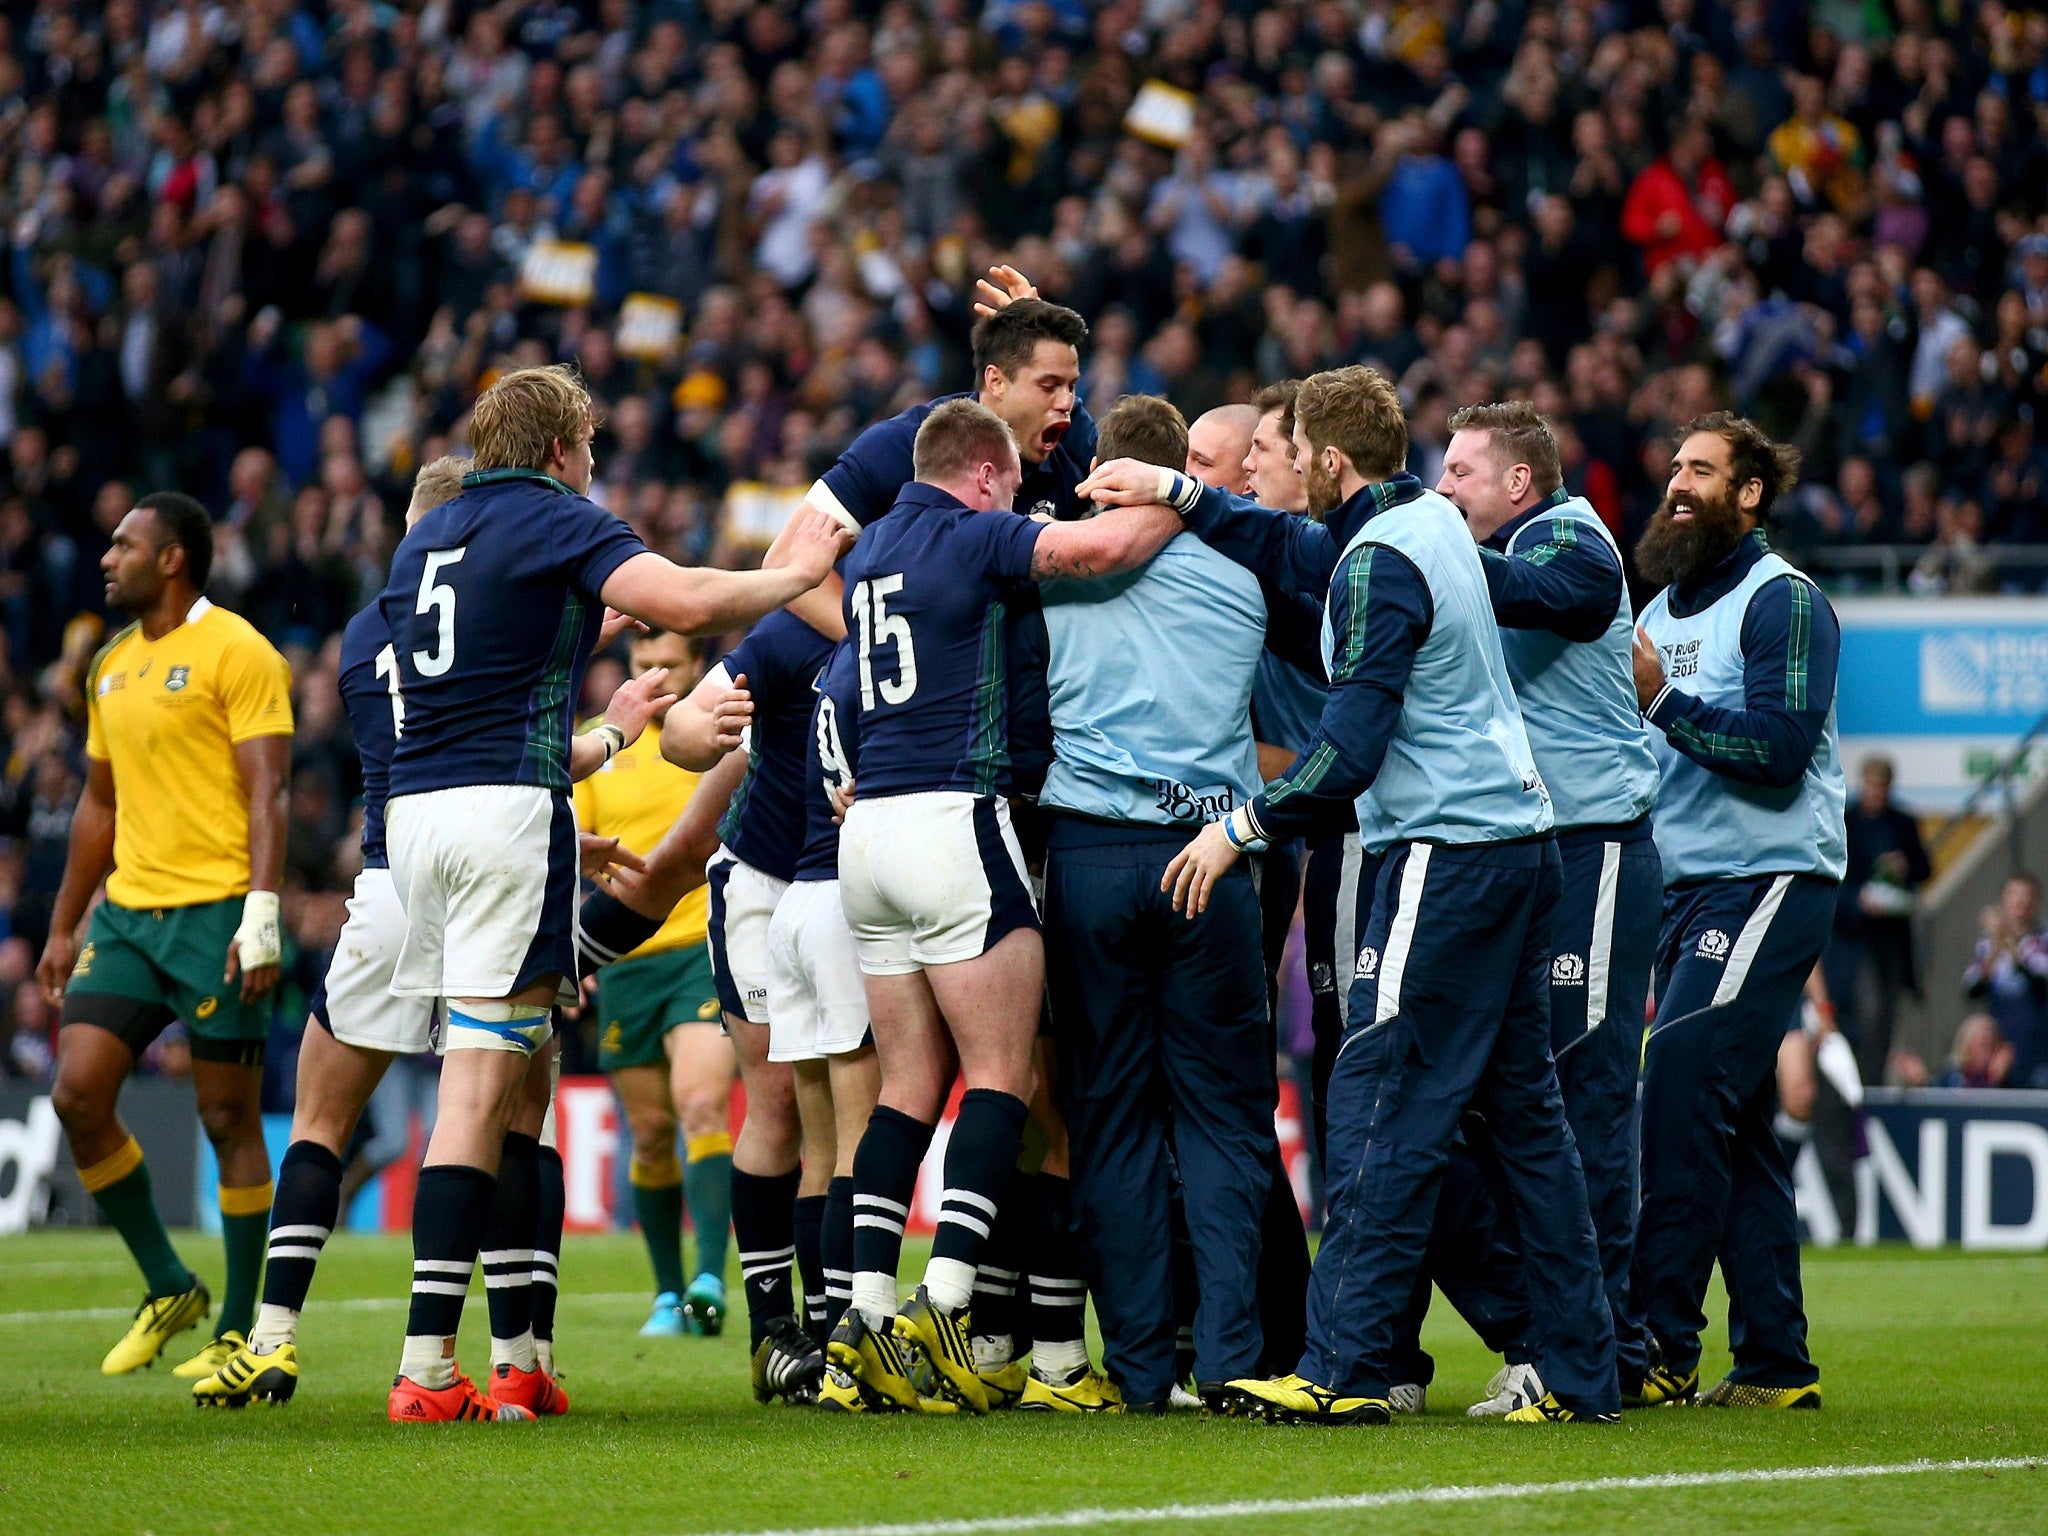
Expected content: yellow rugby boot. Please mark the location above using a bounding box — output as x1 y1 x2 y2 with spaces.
101 1283 210 1376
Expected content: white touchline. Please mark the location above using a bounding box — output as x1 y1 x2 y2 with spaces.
0 1291 649 1326
687 1457 2042 1536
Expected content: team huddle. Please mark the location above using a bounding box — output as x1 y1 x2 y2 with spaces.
43 266 1844 1427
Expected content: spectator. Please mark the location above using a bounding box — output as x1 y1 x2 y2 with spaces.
1939 1013 2015 1090
1621 119 1734 279
1964 875 2048 1091
1824 756 1930 1086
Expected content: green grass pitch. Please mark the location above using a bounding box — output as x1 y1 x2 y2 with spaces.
1 1232 2043 1535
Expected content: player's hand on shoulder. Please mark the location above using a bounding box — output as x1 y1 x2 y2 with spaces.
606 666 679 744
765 507 855 585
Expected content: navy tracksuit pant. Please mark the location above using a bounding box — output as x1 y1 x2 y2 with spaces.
1396 823 1663 1389
1302 837 1617 1413
1631 872 1833 1387
1301 830 1372 1167
1044 818 1276 1404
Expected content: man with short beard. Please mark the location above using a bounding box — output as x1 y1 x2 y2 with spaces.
1414 402 1665 1417
1080 366 1617 1426
1627 412 1844 1411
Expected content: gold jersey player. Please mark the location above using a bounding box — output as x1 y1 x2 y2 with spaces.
574 627 737 1337
38 492 293 1377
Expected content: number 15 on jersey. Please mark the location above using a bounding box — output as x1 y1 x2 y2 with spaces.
851 575 917 709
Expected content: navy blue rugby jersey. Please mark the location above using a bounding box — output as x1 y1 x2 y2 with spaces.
382 469 646 797
839 482 1044 799
794 639 860 882
714 609 837 882
337 599 400 868
813 393 1097 528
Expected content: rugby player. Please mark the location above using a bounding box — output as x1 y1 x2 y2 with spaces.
662 608 836 1401
40 492 292 1379
1627 413 1843 1410
574 628 736 1339
378 365 846 1423
823 399 1181 1415
188 458 668 1408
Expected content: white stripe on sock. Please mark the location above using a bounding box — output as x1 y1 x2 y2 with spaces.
854 1213 906 1235
266 1244 325 1262
937 1210 991 1240
269 1224 331 1241
941 1187 998 1218
410 1280 470 1296
854 1193 909 1217
413 1259 472 1275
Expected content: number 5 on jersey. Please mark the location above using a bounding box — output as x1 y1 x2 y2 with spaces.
851 575 917 708
414 549 465 678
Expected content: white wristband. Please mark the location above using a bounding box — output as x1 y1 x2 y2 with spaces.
1224 803 1268 853
1154 467 1202 515
235 890 282 972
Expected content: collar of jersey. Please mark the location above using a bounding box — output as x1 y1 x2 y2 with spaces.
1486 486 1574 552
1330 472 1425 544
461 467 577 497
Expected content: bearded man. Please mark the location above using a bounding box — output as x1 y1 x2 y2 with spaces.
1626 412 1845 1411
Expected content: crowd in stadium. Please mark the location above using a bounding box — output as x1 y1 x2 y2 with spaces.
1 0 2046 1095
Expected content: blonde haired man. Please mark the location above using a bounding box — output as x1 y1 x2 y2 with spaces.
378 366 846 1423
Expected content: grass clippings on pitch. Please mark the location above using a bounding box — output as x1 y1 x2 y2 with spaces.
0 1233 2042 1536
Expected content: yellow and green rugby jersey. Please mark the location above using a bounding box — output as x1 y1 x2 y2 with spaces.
85 599 294 910
572 720 710 957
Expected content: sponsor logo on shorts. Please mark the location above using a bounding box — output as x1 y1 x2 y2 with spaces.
195 997 218 1019
745 987 768 1004
602 1024 623 1052
1552 953 1586 986
1355 945 1380 980
697 998 721 1021
1697 928 1731 961
165 665 191 692
72 942 95 977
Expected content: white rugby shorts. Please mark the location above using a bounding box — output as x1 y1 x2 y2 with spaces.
386 784 578 1004
765 878 871 1062
707 848 789 1025
315 866 436 1055
837 792 1038 975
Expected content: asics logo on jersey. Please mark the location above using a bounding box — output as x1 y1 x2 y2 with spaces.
1697 929 1731 960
